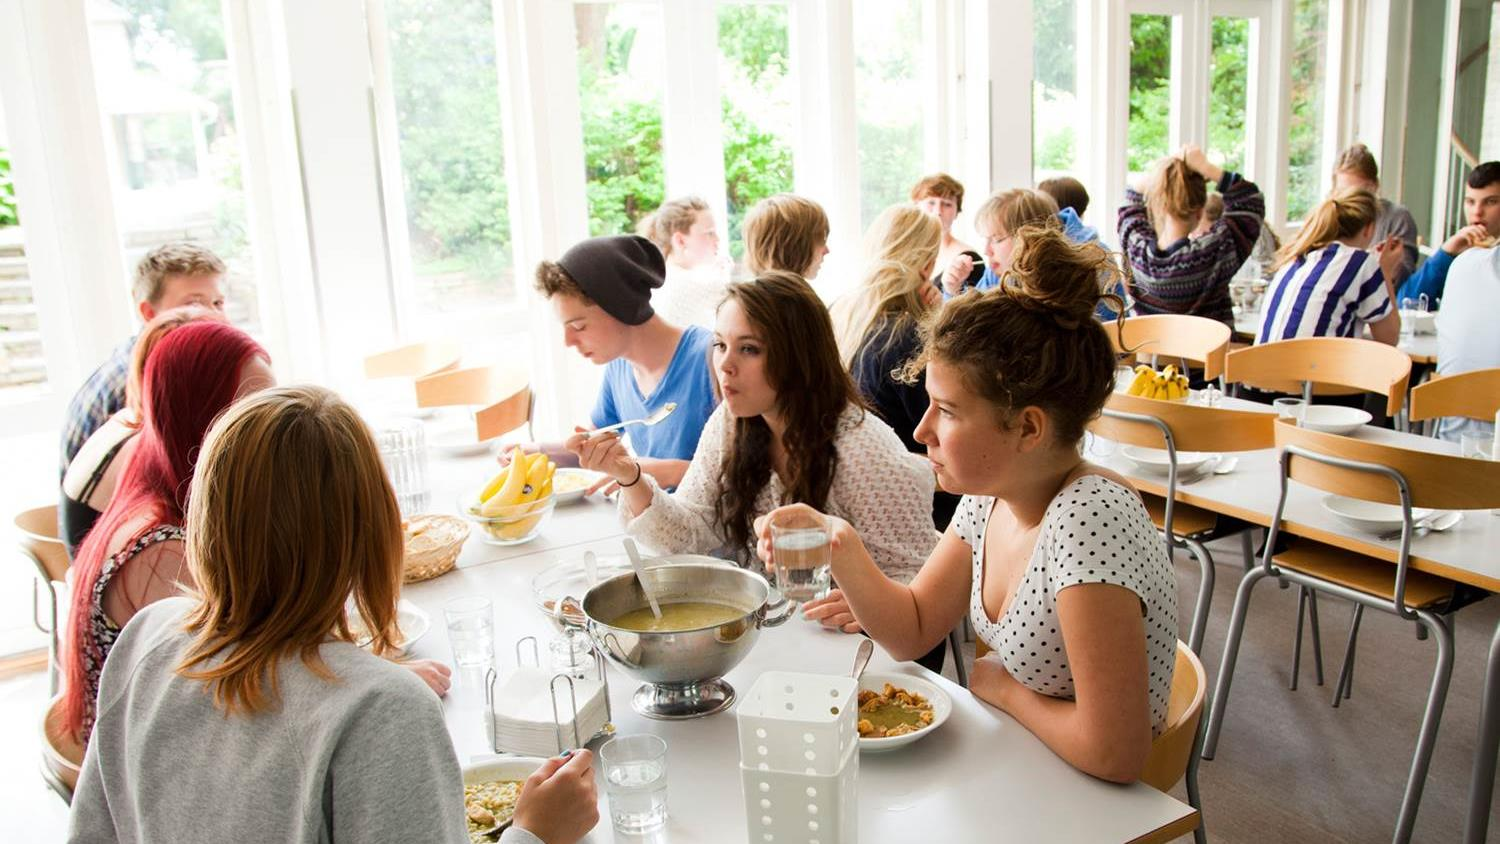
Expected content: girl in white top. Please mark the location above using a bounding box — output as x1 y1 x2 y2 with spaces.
569 271 937 585
638 195 732 328
757 226 1178 783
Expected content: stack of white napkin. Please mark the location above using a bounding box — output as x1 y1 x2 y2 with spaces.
485 667 609 755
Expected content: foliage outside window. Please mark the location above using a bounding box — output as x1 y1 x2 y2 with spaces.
385 0 514 308
853 0 925 229
1286 0 1328 221
1127 14 1172 175
0 148 18 227
718 3 794 260
1207 17 1249 175
1033 0 1078 179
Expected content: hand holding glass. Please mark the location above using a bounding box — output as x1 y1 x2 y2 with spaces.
769 511 832 603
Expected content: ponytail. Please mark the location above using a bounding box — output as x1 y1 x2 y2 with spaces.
1147 158 1207 226
1272 187 1379 272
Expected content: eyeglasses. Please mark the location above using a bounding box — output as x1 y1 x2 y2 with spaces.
984 233 1013 249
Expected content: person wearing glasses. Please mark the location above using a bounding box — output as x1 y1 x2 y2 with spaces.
939 188 1060 298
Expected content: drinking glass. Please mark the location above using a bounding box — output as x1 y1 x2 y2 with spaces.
444 596 495 675
770 511 832 603
600 734 668 833
1273 398 1306 427
373 418 430 515
1399 298 1416 342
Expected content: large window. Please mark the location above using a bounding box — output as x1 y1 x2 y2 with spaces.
575 3 666 236
853 0 926 229
0 126 47 400
1286 0 1328 221
1033 0 1080 183
1127 13 1174 177
1207 16 1250 174
717 2 793 260
383 0 515 315
85 0 260 333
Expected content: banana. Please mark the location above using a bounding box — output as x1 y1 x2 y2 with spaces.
1127 369 1154 396
481 446 530 516
1162 364 1177 381
1150 375 1166 400
478 467 509 506
516 453 551 503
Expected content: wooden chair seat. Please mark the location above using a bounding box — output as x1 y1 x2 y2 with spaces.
1143 495 1219 538
40 694 82 803
1274 540 1456 609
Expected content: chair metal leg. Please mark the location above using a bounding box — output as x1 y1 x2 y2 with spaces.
1184 537 1214 655
1463 622 1500 844
1239 529 1254 572
1203 567 1271 759
1186 701 1209 844
948 625 969 689
1393 610 1455 843
1307 589 1325 686
1291 586 1308 691
1332 604 1364 707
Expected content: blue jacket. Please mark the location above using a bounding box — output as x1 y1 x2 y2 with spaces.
1395 249 1454 306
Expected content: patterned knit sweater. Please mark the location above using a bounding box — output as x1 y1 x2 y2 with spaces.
1117 172 1265 325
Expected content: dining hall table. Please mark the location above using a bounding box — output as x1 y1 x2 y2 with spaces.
1231 308 1438 365
1085 398 1500 842
399 450 1201 843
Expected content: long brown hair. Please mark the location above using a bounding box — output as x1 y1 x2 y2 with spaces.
1272 187 1379 272
176 385 404 716
715 272 863 559
904 225 1121 445
1147 157 1208 225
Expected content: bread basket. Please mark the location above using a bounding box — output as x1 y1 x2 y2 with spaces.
402 515 469 582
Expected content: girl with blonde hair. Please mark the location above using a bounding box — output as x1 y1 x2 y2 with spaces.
939 188 1058 297
68 386 599 844
1256 187 1403 345
742 194 831 280
638 195 730 327
1118 145 1265 325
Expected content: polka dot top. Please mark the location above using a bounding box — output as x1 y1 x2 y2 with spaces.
954 475 1178 735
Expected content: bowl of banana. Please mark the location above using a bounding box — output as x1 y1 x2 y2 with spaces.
460 447 558 545
1123 364 1191 401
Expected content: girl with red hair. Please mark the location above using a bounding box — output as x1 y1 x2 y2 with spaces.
61 320 274 742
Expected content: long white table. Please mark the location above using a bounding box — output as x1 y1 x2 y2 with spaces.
1232 308 1438 364
405 456 1199 843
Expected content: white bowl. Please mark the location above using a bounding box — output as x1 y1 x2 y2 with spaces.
1321 495 1433 534
1300 406 1372 435
348 598 430 654
856 671 953 752
552 467 606 504
1120 446 1215 476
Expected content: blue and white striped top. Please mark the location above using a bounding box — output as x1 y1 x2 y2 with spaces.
1256 242 1392 343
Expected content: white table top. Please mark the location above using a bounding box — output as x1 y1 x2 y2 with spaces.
1090 416 1500 590
403 494 1197 843
1232 308 1438 363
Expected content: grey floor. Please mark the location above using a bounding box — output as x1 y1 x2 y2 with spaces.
5 531 1500 842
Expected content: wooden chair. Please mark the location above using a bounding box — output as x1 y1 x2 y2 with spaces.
1409 368 1500 437
415 365 534 442
1224 336 1412 417
1141 641 1208 844
1202 418 1500 843
1110 314 1233 382
16 506 69 695
40 694 82 803
362 341 462 379
1088 392 1276 654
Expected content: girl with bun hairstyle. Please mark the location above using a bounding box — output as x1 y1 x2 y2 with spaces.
1256 187 1403 345
756 226 1179 783
1118 145 1265 325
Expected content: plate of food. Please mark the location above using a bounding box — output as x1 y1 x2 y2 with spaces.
346 598 430 654
461 756 544 843
552 467 606 504
856 671 952 752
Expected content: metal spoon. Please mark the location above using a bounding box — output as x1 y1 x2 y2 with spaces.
1378 510 1463 543
477 817 513 841
850 638 874 682
1213 455 1239 474
623 538 662 621
591 402 678 436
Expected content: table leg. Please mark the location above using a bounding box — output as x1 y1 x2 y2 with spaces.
1464 622 1500 844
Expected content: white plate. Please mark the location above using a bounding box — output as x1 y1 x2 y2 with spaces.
1300 406 1372 435
429 436 496 457
856 671 952 752
1321 495 1434 534
349 599 430 654
1120 446 1216 476
552 467 606 504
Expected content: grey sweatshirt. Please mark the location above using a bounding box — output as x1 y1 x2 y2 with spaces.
68 597 541 844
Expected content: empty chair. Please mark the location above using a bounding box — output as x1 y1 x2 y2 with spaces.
415 365 534 442
1408 367 1500 439
362 341 462 379
1224 336 1411 417
16 506 69 695
1140 641 1209 844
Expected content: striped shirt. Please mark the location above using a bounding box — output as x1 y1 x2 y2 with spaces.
1256 242 1392 343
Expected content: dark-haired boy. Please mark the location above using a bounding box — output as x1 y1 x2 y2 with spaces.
1397 161 1500 305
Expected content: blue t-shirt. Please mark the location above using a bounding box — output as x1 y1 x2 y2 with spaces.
590 324 717 461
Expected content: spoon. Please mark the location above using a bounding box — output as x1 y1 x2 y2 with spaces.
1378 510 1463 543
478 818 513 841
850 638 874 682
623 538 662 621
591 403 678 436
1213 455 1239 474
584 549 599 588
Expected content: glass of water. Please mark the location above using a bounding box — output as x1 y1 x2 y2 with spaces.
770 511 832 603
444 596 494 677
373 418 430 516
1273 398 1307 427
600 734 668 833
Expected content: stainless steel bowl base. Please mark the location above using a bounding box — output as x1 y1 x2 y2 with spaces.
631 678 736 719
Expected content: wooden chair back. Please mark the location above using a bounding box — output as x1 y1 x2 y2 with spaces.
415 366 533 441
363 341 461 379
1225 337 1411 416
1141 641 1207 792
1409 368 1500 423
15 505 68 583
1110 315 1232 381
1090 392 1276 453
1273 418 1500 511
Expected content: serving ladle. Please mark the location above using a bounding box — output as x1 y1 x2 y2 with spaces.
623 537 663 621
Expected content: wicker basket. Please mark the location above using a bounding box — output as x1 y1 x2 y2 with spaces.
402 515 469 583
